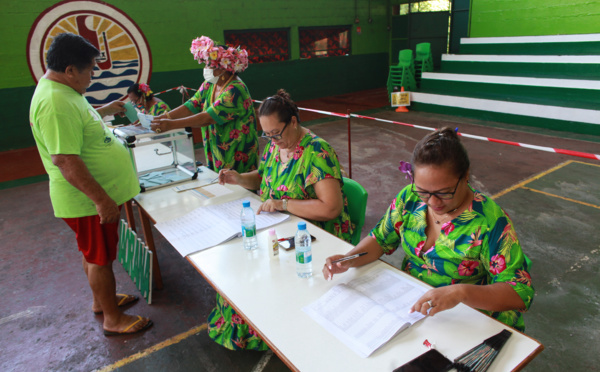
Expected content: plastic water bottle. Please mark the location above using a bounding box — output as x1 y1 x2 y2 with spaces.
295 222 313 278
241 201 257 251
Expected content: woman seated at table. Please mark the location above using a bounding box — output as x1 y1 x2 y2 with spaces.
210 89 354 350
127 83 170 116
323 127 534 332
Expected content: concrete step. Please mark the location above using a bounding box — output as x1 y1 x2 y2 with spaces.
441 54 600 79
459 33 600 56
419 72 600 110
410 92 600 135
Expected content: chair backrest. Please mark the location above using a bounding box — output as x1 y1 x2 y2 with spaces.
342 177 368 246
416 42 431 59
398 49 414 68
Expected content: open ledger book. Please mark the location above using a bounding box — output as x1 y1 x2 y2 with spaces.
154 197 289 256
303 267 428 358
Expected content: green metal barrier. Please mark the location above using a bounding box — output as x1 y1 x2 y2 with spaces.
118 219 153 304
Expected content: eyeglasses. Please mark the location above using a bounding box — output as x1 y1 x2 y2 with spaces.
412 176 463 200
261 121 290 141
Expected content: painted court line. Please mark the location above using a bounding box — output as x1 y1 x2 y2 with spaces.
520 186 600 210
251 349 274 372
0 306 45 326
492 160 600 210
94 323 208 372
491 161 573 199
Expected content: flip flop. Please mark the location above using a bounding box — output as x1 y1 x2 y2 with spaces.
93 294 139 314
104 316 153 337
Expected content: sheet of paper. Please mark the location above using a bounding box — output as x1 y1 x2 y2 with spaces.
199 183 233 198
203 198 290 230
302 267 427 358
154 197 289 257
154 207 239 256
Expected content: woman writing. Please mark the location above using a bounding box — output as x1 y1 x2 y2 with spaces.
323 127 534 332
150 36 258 173
210 89 354 350
127 83 170 116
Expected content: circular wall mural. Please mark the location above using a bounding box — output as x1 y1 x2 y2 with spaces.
27 0 152 106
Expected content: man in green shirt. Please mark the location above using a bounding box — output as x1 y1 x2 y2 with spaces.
30 33 152 336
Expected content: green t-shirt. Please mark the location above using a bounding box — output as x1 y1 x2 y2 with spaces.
30 78 140 218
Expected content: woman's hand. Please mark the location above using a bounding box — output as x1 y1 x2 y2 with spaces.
257 199 283 214
218 169 240 185
410 285 465 317
322 255 353 280
150 118 171 133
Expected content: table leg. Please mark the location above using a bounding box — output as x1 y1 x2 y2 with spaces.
124 200 136 233
138 204 164 290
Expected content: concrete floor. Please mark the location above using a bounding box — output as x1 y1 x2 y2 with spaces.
1 89 599 371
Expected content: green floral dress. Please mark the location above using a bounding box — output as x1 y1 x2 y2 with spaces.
207 130 353 351
183 79 259 173
371 185 534 332
135 100 170 116
147 101 170 116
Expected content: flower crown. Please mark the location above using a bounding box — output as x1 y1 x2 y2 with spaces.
190 35 249 73
138 83 153 98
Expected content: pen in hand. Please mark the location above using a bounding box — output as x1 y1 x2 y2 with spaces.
331 252 367 264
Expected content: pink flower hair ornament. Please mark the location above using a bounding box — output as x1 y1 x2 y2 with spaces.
190 35 249 73
138 83 153 98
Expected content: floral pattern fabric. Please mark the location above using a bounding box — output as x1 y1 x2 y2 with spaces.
207 131 353 351
184 79 259 173
208 293 268 351
259 130 353 242
370 185 534 332
147 101 170 116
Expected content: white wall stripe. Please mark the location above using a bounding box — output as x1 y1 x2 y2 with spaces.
411 93 600 125
421 72 600 90
461 34 600 44
442 54 600 63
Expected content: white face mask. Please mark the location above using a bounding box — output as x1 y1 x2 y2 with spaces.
203 68 221 84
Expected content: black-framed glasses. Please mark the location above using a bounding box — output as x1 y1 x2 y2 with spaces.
412 176 463 200
261 121 290 141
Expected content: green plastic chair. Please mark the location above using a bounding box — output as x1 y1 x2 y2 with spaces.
387 49 417 97
342 177 368 246
415 42 433 87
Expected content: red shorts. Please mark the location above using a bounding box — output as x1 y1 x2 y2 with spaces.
63 208 122 266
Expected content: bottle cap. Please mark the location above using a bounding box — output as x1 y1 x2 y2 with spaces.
298 222 306 230
268 228 276 235
242 200 250 208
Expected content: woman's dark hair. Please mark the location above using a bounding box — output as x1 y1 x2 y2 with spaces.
258 89 300 124
411 127 470 177
46 33 100 73
127 83 154 100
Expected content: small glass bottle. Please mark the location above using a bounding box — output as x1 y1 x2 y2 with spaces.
268 228 279 259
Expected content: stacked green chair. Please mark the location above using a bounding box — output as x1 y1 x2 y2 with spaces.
342 177 368 246
415 42 434 87
387 49 417 99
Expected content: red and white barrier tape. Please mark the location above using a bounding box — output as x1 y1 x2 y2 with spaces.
152 88 600 161
351 113 600 161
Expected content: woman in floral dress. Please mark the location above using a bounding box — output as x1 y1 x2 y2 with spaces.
209 89 354 350
323 127 534 332
151 36 258 173
127 83 170 116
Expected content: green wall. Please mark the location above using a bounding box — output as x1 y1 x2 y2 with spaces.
1 0 391 152
470 0 600 37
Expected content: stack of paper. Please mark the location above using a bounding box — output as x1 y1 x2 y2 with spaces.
154 197 289 256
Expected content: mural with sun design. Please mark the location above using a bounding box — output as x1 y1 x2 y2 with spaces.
27 0 152 107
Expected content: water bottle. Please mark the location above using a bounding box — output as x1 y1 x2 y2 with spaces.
295 222 313 278
241 201 257 251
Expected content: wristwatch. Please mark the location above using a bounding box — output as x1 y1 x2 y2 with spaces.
282 199 288 211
